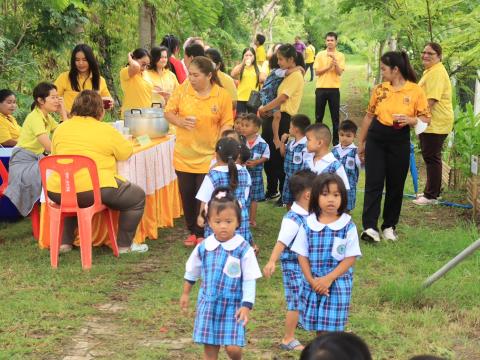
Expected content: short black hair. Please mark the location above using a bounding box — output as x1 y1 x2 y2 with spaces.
325 32 338 40
256 34 266 45
289 169 316 201
291 114 311 134
309 173 348 217
185 43 205 58
243 113 262 128
339 120 357 134
0 89 15 103
239 142 251 164
305 123 331 144
300 332 372 360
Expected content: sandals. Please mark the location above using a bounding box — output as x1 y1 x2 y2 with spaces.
280 339 303 351
183 234 197 247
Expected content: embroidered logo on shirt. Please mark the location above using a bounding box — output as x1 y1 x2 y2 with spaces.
223 255 242 278
346 158 355 170
293 153 303 164
337 244 346 255
403 96 411 105
211 105 218 113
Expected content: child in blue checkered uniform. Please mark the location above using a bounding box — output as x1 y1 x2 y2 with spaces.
181 188 262 359
291 173 361 333
263 169 316 351
197 137 253 244
303 123 350 191
242 113 270 227
279 114 311 206
332 120 361 211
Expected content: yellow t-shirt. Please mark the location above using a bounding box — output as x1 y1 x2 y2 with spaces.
237 65 259 101
367 81 431 126
49 116 133 193
218 71 238 102
278 70 305 115
256 45 267 65
418 62 454 134
0 113 21 144
314 50 346 88
165 82 233 173
147 69 179 107
120 67 154 117
305 45 315 64
16 108 58 154
55 71 111 112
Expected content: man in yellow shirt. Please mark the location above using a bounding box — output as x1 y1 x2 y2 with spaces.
314 31 345 145
304 40 315 82
255 34 267 67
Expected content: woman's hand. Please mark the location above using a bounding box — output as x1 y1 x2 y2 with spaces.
358 142 366 164
280 133 290 143
394 114 417 128
196 214 205 228
258 105 267 118
235 307 250 327
177 116 196 131
273 136 282 149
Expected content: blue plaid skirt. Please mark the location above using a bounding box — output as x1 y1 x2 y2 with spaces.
282 176 294 205
347 188 356 211
193 296 246 346
281 259 303 311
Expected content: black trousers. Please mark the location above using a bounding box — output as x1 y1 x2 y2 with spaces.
262 112 292 196
362 119 410 231
315 88 340 145
306 62 314 81
419 133 447 199
176 170 206 237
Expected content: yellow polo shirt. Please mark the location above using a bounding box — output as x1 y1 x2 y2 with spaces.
305 45 315 64
218 71 238 102
256 45 267 65
278 70 305 115
16 108 58 154
120 67 153 117
55 71 111 112
314 50 345 88
418 62 454 134
0 113 21 144
148 69 179 106
165 82 233 173
367 81 431 126
49 116 133 193
237 65 259 101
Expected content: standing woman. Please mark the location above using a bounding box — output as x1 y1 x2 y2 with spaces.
4 82 61 216
357 51 430 242
120 48 152 117
164 56 233 246
258 44 305 205
413 43 454 206
231 47 266 114
0 89 21 147
148 46 179 107
205 48 237 111
161 34 187 84
55 44 113 115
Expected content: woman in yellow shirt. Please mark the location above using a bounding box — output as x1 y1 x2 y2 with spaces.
120 48 153 117
4 82 61 216
165 56 233 246
206 48 237 111
148 46 179 107
231 47 266 114
0 89 21 147
48 90 147 253
413 43 454 206
357 51 430 242
55 44 113 114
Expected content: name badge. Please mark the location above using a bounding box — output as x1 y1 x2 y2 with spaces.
136 134 152 146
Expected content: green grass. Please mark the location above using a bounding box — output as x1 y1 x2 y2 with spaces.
1 60 479 359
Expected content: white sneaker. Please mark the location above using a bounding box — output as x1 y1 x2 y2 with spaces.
412 196 438 206
361 228 381 243
119 243 149 254
382 227 398 241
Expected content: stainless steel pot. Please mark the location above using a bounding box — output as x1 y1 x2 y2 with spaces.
124 106 169 138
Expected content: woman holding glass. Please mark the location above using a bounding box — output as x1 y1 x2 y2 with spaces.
148 46 179 107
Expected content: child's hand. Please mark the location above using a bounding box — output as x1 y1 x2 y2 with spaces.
280 133 289 143
312 277 333 296
197 214 205 228
263 261 276 278
235 307 250 327
180 293 189 312
246 160 256 167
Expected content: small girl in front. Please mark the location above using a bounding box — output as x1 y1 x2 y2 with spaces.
291 173 361 335
181 188 262 360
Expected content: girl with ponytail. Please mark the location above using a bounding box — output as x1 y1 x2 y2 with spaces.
195 137 253 245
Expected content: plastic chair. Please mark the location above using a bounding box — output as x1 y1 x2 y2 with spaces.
39 155 119 270
0 160 7 196
30 203 40 240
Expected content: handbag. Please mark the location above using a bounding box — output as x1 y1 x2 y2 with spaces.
246 90 262 112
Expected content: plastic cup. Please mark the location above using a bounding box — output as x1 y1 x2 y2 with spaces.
102 98 113 110
392 114 403 130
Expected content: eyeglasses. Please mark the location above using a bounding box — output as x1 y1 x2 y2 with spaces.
421 51 437 56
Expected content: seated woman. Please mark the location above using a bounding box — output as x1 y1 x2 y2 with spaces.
0 89 21 147
4 82 61 216
47 90 147 253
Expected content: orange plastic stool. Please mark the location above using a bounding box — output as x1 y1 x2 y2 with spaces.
39 155 119 270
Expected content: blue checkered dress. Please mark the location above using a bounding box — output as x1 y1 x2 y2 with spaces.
301 157 342 175
280 211 307 311
300 220 355 331
332 147 359 211
282 140 307 205
247 139 269 201
204 168 252 244
193 240 251 346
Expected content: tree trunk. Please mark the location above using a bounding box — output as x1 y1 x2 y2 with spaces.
376 41 386 84
139 1 156 49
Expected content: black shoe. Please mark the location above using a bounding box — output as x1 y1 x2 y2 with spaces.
275 198 285 207
265 192 280 200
